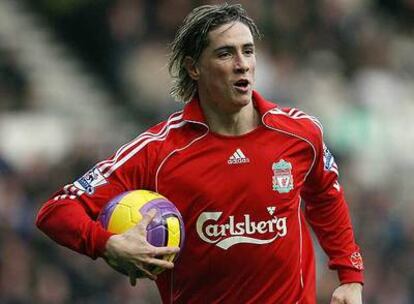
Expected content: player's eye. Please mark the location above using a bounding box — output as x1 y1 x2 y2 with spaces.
244 48 255 55
218 52 231 58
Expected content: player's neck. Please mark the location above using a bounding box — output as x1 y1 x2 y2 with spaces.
200 100 260 136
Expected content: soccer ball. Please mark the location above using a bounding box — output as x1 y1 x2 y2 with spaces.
98 189 185 277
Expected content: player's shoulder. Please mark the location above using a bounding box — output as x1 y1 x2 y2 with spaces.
105 110 188 172
117 110 187 157
146 110 186 135
140 110 194 146
264 106 324 143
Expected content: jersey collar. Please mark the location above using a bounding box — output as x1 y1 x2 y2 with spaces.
182 90 278 125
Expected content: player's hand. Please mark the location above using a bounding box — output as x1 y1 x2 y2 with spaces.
330 283 363 304
104 209 180 285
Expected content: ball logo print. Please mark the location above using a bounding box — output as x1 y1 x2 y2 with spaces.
98 190 185 277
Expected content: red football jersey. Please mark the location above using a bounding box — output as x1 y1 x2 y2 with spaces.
36 91 363 303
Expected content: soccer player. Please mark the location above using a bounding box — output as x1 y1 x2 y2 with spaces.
36 3 364 303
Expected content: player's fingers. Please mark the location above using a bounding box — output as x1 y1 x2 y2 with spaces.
134 262 157 280
152 245 180 256
137 209 157 231
129 268 138 286
140 257 175 269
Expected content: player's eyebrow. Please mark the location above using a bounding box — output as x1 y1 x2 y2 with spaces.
213 43 255 53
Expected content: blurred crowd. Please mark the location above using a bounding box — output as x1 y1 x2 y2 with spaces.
1 0 414 303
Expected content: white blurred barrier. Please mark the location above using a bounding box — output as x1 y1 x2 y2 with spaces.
0 0 119 169
0 0 113 119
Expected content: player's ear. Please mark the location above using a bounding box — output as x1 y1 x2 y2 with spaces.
184 56 200 80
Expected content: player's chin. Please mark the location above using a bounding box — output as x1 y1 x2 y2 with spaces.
232 91 252 106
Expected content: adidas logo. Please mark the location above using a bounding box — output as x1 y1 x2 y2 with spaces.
228 148 250 165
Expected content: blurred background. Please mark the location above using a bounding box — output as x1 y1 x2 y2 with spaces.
0 0 413 303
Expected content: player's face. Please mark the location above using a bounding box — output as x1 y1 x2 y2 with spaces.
193 22 256 113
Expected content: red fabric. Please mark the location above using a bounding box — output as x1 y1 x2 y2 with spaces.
36 91 363 303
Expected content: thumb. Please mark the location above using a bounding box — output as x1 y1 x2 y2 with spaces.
136 209 157 232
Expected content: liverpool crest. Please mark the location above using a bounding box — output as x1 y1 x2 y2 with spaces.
272 159 294 193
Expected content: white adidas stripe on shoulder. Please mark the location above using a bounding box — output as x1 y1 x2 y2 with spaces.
52 112 186 201
53 194 77 201
103 120 186 177
95 111 185 177
269 108 288 116
269 108 323 134
98 111 183 173
58 183 84 197
288 108 299 117
289 109 323 132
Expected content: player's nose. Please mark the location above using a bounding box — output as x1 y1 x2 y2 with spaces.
234 53 249 73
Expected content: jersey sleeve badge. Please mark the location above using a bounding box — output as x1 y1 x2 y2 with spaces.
73 167 108 195
323 143 339 175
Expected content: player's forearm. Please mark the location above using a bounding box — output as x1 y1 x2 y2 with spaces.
36 198 113 258
305 195 354 248
304 196 364 283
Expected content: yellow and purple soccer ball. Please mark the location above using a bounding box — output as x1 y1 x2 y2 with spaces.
98 189 184 277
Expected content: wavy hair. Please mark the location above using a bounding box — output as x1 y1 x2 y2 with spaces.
168 3 262 103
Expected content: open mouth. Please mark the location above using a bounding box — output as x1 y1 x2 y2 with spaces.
233 79 249 91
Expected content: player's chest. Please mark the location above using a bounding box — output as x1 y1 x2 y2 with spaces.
157 129 314 214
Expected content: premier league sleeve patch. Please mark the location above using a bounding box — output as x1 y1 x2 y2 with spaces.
323 143 338 176
73 167 108 195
